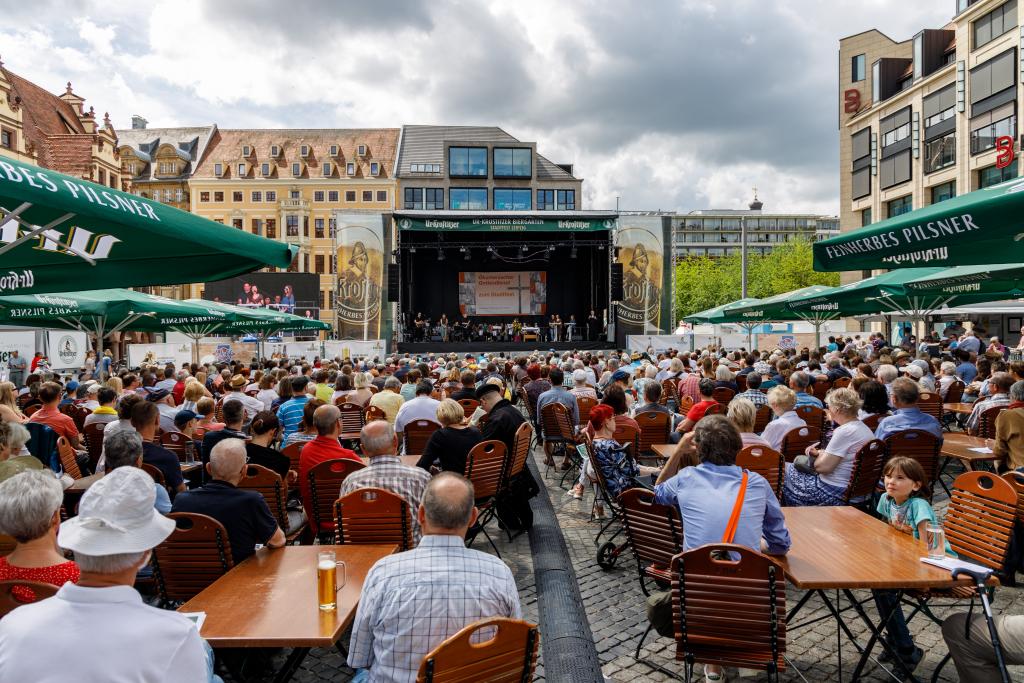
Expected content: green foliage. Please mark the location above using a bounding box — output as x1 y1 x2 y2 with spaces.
676 238 839 319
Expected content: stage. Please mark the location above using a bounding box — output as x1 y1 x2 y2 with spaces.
396 340 611 355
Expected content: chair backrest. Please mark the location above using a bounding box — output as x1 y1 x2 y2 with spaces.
238 464 294 532
1002 471 1024 524
635 410 671 455
160 431 190 463
417 618 540 683
140 462 166 485
307 458 365 533
844 439 886 504
60 404 88 432
151 513 234 603
281 441 304 472
736 445 784 500
977 405 1006 439
23 422 58 469
334 487 413 551
457 398 480 418
712 387 735 405
338 402 366 436
464 440 508 500
82 422 106 472
365 404 387 422
672 544 787 674
945 380 965 403
810 377 831 401
736 374 747 393
779 425 822 463
619 488 683 570
540 402 575 443
861 412 886 432
660 379 679 405
945 472 1017 571
883 429 942 496
404 420 440 456
833 376 852 389
516 387 536 422
368 384 380 394
794 405 825 432
611 423 639 460
0 580 58 617
702 402 725 417
214 398 224 423
508 422 533 480
678 395 694 414
576 396 598 425
22 404 40 417
334 395 349 406
56 436 82 479
917 391 942 422
753 404 772 433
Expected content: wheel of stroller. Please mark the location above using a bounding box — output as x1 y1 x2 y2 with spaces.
596 541 619 569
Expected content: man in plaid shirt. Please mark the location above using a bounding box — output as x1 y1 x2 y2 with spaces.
347 473 521 682
339 420 431 543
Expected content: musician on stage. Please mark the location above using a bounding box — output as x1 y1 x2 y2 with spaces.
439 314 449 343
587 310 601 342
567 315 577 342
414 312 426 342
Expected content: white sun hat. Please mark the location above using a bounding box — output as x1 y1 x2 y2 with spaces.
58 467 175 555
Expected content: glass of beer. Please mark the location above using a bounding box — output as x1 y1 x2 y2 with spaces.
317 551 346 611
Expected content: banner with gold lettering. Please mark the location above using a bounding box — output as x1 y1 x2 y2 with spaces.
335 214 384 340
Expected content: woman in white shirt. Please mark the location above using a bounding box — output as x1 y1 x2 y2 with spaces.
783 388 874 506
255 373 279 411
760 386 805 451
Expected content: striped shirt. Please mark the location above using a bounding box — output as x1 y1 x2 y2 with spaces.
275 396 309 439
339 456 432 543
735 389 769 408
347 535 521 683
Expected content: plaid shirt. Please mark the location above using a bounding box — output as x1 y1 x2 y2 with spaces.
677 373 701 403
348 535 521 683
339 456 432 543
966 392 1011 431
734 389 769 408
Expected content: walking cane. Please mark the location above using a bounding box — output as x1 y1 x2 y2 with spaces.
951 567 1010 683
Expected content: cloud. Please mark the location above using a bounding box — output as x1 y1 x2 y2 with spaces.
0 0 957 216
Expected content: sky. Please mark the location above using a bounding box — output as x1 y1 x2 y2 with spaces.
2 0 953 215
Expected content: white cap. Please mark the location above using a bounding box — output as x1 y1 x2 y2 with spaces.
901 365 924 379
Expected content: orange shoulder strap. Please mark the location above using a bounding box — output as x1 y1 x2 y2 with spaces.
722 471 749 544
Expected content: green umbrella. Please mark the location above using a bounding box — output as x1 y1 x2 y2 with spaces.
787 268 947 316
725 285 840 348
813 178 1024 272
900 263 1024 303
684 298 763 324
187 300 330 335
0 154 296 293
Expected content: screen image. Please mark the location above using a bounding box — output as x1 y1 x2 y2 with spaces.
204 272 320 319
458 271 546 316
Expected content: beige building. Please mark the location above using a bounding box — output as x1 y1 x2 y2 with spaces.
188 128 400 329
838 0 1020 283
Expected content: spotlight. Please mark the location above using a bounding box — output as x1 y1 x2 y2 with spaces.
409 246 417 253
570 246 578 259
437 248 445 261
520 245 528 253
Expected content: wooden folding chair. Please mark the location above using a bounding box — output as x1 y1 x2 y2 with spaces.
945 380 965 404
364 405 387 423
612 423 639 461
861 412 886 432
736 374 747 392
617 488 683 605
753 404 772 433
338 402 366 440
839 438 885 509
281 441 304 474
56 436 83 479
151 512 234 607
975 405 1007 439
883 429 943 499
779 425 821 464
307 458 365 542
576 395 598 426
416 618 539 683
0 580 58 616
404 420 440 456
238 464 307 543
140 462 166 486
660 379 679 408
736 445 784 501
23 404 40 418
634 410 671 460
457 398 480 419
160 431 191 463
672 545 787 682
794 405 825 433
82 422 106 472
678 395 694 415
917 391 942 423
540 402 580 485
703 403 725 417
334 487 414 551
0 534 15 557
810 377 831 402
214 398 224 423
711 387 735 406
463 440 508 556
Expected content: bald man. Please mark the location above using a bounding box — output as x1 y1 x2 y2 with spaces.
171 438 284 562
298 404 359 535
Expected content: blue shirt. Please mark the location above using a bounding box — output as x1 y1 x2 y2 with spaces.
874 407 944 443
795 392 823 409
276 395 309 439
654 463 791 555
956 362 977 384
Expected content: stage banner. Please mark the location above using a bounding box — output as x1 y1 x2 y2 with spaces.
46 330 88 370
336 213 385 341
323 339 387 360
458 271 546 316
0 331 36 380
286 341 322 361
127 342 193 369
396 216 615 232
615 216 670 346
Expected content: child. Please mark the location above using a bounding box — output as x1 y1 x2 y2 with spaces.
872 457 952 674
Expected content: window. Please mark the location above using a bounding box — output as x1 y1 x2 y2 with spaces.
974 0 1016 49
242 145 251 157
300 145 309 157
265 191 276 202
200 192 210 202
287 254 298 273
329 219 337 238
369 162 380 176
330 145 339 156
322 163 331 176
971 102 1016 154
924 132 956 172
213 191 224 202
213 163 223 177
449 147 487 177
265 219 276 238
252 218 262 235
537 189 554 210
0 129 12 149
970 49 1016 111
357 144 367 156
931 180 956 204
314 191 325 202
376 190 387 202
557 189 576 210
251 191 262 202
851 127 872 199
232 191 243 202
880 107 912 148
303 216 309 237
923 84 956 129
271 145 280 157
852 54 866 82
213 219 223 224
861 208 872 226
158 162 174 175
362 190 373 202
237 163 246 177
493 148 532 177
425 188 443 209
880 150 912 188
410 163 442 173
887 195 913 217
286 215 299 237
345 190 356 201
346 162 356 176
261 163 271 176
232 218 243 230
979 160 1018 187
125 161 136 176
493 188 532 210
314 254 325 273
175 188 183 202
328 191 338 202
315 218 325 238
291 162 301 177
449 188 488 210
290 190 300 199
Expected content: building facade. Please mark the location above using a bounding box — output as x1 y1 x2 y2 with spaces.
187 128 400 330
839 1 1021 282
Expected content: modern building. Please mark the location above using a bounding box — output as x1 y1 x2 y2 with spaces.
186 128 400 329
838 0 1020 281
0 63 120 185
115 117 217 212
670 196 839 260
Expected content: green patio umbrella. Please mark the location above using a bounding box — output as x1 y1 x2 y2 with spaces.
725 285 839 348
184 300 330 362
813 177 1024 272
0 154 296 293
684 298 764 348
900 263 1024 303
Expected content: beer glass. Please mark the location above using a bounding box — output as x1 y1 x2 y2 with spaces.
317 551 346 611
926 523 946 560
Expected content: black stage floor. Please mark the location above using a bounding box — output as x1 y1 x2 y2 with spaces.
396 341 610 355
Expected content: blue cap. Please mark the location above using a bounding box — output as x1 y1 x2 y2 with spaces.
66 381 79 392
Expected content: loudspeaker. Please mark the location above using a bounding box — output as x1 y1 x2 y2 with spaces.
610 262 624 301
386 261 400 302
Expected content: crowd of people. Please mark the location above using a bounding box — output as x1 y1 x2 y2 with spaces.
0 332 1020 680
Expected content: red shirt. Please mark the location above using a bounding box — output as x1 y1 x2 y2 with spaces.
686 399 718 423
298 436 359 532
172 381 186 406
0 557 79 602
29 405 79 441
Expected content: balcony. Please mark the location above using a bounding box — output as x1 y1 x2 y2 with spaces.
280 198 310 211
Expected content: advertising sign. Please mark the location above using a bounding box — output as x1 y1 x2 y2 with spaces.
46 330 88 370
615 216 668 345
127 342 193 369
323 339 387 360
335 213 385 340
396 216 615 232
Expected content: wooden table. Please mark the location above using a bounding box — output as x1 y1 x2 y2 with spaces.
179 544 396 682
651 444 676 460
940 432 1000 471
780 507 984 681
943 402 975 416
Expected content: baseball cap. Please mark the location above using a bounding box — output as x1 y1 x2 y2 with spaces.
174 409 198 427
145 388 171 402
